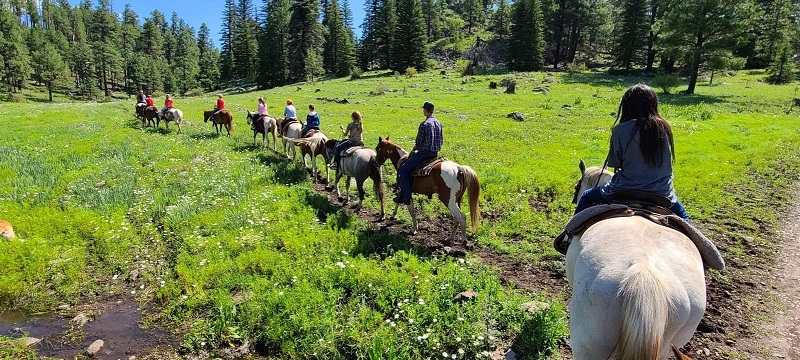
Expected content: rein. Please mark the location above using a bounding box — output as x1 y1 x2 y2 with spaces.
594 110 622 188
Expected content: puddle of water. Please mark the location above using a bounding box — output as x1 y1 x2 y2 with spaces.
0 301 177 359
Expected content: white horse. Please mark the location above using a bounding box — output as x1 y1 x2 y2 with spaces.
160 108 183 134
566 160 704 360
280 119 303 160
286 131 330 184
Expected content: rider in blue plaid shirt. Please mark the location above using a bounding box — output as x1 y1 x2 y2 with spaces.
394 101 443 205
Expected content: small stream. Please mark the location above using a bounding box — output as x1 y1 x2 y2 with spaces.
1 301 176 359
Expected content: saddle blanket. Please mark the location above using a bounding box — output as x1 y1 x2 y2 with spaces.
342 146 364 158
559 204 725 270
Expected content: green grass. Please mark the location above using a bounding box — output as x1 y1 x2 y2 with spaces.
1 69 799 359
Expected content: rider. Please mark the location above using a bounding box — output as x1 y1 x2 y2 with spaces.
394 101 443 205
252 97 268 130
301 104 320 138
332 111 364 170
207 94 225 122
161 94 174 118
573 83 689 221
145 94 155 108
279 99 297 137
136 90 146 105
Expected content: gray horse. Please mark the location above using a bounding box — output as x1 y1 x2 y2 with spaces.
324 140 385 218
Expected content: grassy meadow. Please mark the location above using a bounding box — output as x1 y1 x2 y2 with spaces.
1 69 799 359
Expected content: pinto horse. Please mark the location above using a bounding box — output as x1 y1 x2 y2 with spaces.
203 109 233 136
563 160 707 360
135 103 147 121
375 137 480 245
286 131 330 183
160 108 184 134
246 111 278 150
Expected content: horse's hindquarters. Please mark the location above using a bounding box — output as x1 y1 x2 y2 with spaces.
566 217 706 360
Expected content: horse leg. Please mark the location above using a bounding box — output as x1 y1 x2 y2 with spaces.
407 200 417 235
391 203 400 220
271 130 277 151
311 153 318 184
355 178 365 213
444 186 467 245
177 120 182 134
343 176 351 204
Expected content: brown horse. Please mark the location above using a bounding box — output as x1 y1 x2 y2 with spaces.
143 106 160 127
375 137 480 245
204 109 234 136
0 220 15 240
135 103 146 121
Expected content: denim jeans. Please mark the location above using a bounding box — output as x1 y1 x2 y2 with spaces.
574 185 690 222
397 150 437 203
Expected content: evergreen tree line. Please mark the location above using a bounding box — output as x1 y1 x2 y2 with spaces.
1 0 797 99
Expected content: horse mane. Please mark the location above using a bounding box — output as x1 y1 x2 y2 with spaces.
583 166 613 185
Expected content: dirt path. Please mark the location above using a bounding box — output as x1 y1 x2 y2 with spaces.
765 189 800 359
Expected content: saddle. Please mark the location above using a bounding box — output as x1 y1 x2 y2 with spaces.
146 106 158 112
554 192 725 270
303 129 321 138
341 146 364 158
398 154 445 177
281 119 299 135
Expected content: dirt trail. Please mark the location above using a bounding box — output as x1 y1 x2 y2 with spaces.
765 189 800 359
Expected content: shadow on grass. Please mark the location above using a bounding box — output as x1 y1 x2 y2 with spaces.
510 306 569 360
255 153 308 186
188 132 222 141
659 92 728 106
350 226 431 258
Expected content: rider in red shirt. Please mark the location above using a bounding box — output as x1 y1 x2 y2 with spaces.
145 95 155 107
208 94 225 122
161 95 174 118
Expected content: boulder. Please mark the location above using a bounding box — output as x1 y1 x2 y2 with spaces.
453 291 477 303
86 339 104 357
21 337 41 347
507 112 525 122
72 313 89 327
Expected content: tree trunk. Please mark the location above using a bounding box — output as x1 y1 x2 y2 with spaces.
645 1 658 71
103 60 110 97
48 81 53 102
686 34 704 95
709 70 714 85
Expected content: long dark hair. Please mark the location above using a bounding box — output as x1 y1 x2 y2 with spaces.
616 84 675 166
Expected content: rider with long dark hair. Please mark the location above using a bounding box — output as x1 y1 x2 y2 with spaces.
574 84 689 221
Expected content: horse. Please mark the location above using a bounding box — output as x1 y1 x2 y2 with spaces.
135 103 146 121
246 111 278 150
374 137 480 245
203 109 234 136
565 160 705 360
160 108 183 134
324 140 385 218
143 106 160 127
0 220 15 240
286 131 329 183
278 118 303 160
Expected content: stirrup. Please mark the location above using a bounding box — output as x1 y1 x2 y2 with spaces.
553 231 570 255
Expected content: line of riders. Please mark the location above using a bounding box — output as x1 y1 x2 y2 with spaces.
134 84 694 248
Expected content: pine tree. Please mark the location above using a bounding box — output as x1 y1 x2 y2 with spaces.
260 0 291 86
376 0 397 69
755 0 795 68
421 0 441 41
464 0 484 33
33 43 70 101
90 0 121 96
644 0 660 71
287 0 324 81
198 23 220 91
509 0 544 71
233 0 259 79
323 0 354 75
768 36 795 83
121 4 140 94
358 0 379 68
490 0 511 40
173 23 200 94
391 0 427 72
659 0 750 94
0 8 33 92
337 1 357 76
219 0 237 82
611 0 649 71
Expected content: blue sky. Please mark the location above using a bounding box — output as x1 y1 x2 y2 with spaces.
69 0 366 46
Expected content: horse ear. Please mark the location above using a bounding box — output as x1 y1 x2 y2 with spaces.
579 159 586 175
386 135 390 141
378 136 383 143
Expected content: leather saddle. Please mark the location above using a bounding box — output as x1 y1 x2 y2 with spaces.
398 154 445 177
281 119 299 135
303 129 320 138
342 146 364 158
554 192 725 270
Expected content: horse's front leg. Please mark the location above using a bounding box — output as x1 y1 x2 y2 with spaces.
408 200 417 235
343 176 351 204
391 202 400 220
355 178 365 213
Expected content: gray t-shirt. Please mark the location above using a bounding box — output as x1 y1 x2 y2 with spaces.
606 119 677 203
346 122 363 144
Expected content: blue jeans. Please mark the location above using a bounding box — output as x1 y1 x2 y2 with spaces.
334 140 363 166
574 185 690 222
397 150 437 203
301 126 319 137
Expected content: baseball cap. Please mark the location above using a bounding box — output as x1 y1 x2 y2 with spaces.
422 101 435 112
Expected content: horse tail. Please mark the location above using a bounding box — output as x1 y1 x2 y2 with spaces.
612 259 674 360
370 156 384 202
459 165 480 232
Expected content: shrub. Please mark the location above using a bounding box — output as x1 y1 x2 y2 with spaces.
405 67 418 77
350 68 364 80
370 84 389 96
566 62 587 76
455 59 470 74
650 74 684 94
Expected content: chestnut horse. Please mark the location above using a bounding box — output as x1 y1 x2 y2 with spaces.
286 131 330 183
203 109 234 136
375 137 480 245
0 220 15 240
143 106 160 127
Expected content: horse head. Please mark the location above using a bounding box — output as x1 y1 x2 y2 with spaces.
572 159 613 204
246 110 255 125
324 139 339 161
375 136 396 166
